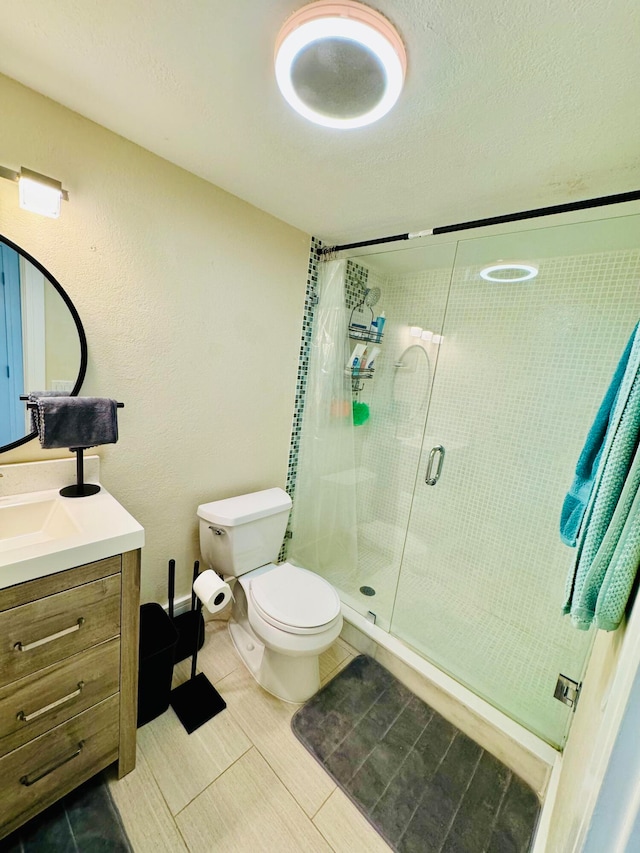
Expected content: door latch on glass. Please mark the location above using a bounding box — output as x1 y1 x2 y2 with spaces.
554 674 582 709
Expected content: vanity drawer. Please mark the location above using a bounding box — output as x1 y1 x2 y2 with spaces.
0 695 119 840
0 575 121 689
0 638 120 757
0 556 122 612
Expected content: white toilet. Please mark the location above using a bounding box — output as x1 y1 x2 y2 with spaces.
197 487 343 703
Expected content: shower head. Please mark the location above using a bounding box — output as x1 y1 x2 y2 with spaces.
364 286 381 308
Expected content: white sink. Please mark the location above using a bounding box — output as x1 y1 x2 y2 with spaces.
0 486 144 588
0 497 79 553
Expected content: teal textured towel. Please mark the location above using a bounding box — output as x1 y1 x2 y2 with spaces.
594 468 640 630
560 322 638 546
563 323 640 630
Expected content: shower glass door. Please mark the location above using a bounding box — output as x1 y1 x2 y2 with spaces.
342 243 458 629
388 215 640 746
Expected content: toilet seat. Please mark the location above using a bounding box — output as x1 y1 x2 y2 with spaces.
249 562 341 635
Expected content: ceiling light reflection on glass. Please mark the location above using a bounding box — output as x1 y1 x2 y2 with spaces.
479 263 539 282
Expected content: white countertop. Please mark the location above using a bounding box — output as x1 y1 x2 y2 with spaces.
0 485 144 590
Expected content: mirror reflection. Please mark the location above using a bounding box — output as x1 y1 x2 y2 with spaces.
0 238 85 449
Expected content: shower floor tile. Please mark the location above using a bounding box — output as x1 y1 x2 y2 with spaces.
292 655 540 853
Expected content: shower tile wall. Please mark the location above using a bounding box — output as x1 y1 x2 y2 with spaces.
345 259 369 309
357 247 640 745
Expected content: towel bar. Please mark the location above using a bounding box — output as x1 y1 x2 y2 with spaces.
19 397 124 497
20 397 124 409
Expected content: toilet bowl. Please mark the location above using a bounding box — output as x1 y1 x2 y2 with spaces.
197 488 343 703
229 562 342 702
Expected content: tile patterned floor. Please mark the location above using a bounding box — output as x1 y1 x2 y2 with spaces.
107 619 388 853
3 620 540 852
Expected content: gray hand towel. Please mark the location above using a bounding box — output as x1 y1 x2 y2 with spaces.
33 396 119 449
28 391 69 434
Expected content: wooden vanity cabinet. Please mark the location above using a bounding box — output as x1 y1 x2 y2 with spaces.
0 550 140 840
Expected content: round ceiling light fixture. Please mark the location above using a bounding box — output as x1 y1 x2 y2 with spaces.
274 1 407 129
479 262 539 282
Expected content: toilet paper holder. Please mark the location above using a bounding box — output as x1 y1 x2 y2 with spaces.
169 567 227 735
193 569 233 614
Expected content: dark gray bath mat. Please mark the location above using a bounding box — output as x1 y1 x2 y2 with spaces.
292 655 540 853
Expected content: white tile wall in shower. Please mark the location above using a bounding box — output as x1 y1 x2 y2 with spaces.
389 248 640 746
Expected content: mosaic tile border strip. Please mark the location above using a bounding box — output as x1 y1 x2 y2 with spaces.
281 236 322 560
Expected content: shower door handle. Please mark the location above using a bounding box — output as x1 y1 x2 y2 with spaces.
425 445 445 485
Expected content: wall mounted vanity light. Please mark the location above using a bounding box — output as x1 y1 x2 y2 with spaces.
0 165 68 218
274 0 407 129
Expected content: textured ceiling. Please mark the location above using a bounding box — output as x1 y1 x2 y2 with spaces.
1 0 639 244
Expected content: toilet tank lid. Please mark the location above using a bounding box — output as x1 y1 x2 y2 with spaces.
197 488 292 526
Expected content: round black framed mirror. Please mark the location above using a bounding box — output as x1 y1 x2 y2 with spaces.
0 234 87 452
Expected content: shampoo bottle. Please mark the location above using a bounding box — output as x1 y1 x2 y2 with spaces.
347 343 366 370
364 347 380 370
374 312 386 341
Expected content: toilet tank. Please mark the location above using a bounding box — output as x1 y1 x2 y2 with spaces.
197 488 292 577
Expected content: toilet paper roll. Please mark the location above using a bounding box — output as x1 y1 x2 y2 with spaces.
193 570 233 614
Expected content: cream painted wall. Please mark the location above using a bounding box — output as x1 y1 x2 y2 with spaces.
0 74 310 603
547 626 625 851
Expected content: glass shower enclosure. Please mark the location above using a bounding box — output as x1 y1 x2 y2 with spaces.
291 212 640 748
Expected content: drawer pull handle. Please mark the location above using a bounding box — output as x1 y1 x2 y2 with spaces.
17 681 85 723
14 618 85 652
20 740 85 787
